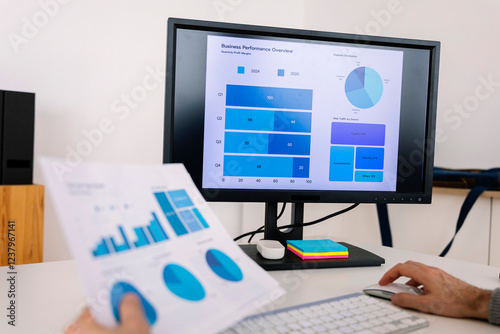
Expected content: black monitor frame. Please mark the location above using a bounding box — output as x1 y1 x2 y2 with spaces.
163 18 440 270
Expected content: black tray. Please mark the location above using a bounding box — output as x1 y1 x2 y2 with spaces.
240 242 385 271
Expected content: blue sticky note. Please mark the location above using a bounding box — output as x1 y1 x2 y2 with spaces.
287 239 347 253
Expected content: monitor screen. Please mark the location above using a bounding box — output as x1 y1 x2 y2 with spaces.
164 18 440 206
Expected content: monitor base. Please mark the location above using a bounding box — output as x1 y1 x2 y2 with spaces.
240 242 385 271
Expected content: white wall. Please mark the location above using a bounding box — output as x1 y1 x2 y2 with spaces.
304 0 500 170
1 0 499 263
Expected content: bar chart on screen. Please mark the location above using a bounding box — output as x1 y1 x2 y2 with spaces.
223 84 313 179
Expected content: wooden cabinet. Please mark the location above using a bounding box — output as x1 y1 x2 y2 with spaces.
0 185 44 266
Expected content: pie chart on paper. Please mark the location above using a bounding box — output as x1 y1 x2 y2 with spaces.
205 249 243 282
345 67 384 109
162 264 206 301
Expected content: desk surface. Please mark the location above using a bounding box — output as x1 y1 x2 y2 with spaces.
1 242 499 334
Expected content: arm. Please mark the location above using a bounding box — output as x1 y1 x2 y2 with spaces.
379 260 491 320
489 288 500 325
65 293 151 334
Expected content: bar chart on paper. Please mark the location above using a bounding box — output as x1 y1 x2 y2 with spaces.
91 189 209 257
223 84 313 179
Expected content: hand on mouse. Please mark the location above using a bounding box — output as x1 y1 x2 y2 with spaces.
379 260 491 319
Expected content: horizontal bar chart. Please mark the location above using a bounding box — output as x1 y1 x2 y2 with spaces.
221 83 314 181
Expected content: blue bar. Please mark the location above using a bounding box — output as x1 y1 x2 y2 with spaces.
147 213 168 242
133 227 150 247
268 133 310 155
224 155 309 178
274 111 312 133
225 108 275 131
331 122 385 146
224 132 310 155
293 157 310 178
168 190 193 209
226 85 313 110
355 147 384 170
329 146 355 181
110 226 131 252
92 238 110 257
355 171 384 182
192 208 209 228
224 132 269 154
154 192 188 236
225 109 312 133
179 210 202 232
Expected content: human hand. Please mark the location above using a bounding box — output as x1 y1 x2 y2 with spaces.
379 260 491 319
65 293 150 334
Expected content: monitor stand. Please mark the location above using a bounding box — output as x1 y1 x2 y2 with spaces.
239 202 385 271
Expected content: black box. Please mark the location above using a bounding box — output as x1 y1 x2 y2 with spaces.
0 90 35 185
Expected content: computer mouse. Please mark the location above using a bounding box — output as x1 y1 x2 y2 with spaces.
256 240 285 260
363 283 424 300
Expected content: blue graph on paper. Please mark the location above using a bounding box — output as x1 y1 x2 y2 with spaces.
91 189 209 257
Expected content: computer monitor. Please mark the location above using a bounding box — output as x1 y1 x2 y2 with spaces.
163 18 440 269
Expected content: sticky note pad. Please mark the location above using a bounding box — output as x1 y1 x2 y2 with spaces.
287 239 348 260
287 239 348 253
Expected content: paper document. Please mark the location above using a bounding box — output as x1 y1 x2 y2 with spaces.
40 158 284 334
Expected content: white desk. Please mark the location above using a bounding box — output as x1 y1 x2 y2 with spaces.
1 242 499 334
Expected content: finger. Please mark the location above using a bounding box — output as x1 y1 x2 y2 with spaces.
379 261 426 285
65 308 106 334
65 323 80 334
65 308 90 333
378 262 412 284
78 308 93 321
118 293 150 332
405 278 423 288
391 293 429 313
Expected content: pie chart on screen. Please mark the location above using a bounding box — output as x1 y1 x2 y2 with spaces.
345 67 383 109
